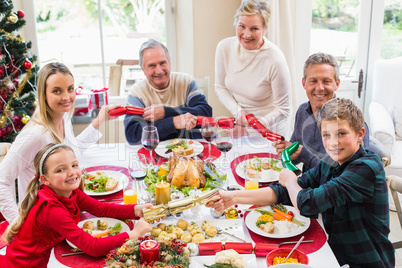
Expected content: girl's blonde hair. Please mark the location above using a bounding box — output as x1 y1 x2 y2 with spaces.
1 143 82 243
234 0 271 30
30 62 74 143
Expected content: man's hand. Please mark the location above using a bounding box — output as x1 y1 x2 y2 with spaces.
173 113 197 130
143 106 165 122
273 140 303 161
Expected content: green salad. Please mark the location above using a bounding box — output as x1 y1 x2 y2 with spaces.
83 173 111 193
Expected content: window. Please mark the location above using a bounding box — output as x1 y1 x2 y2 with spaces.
34 0 166 91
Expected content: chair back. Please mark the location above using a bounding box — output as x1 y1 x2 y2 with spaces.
109 59 140 96
368 136 391 167
388 175 402 249
372 56 402 116
194 76 210 101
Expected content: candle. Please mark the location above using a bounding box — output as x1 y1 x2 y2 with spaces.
155 181 170 205
140 240 160 264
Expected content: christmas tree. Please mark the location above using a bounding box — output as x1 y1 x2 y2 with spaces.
0 0 38 142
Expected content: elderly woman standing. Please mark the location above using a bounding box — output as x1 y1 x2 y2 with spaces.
215 0 291 138
0 62 113 223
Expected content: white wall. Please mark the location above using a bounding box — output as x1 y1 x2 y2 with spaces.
175 0 241 118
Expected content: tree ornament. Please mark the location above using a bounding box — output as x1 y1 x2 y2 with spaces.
33 100 38 108
8 13 18 24
23 59 32 70
17 10 25 19
0 114 7 127
21 114 30 124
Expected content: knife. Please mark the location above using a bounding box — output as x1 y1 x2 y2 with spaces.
98 198 124 202
204 165 223 184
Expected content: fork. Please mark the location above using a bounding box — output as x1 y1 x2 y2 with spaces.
82 167 88 177
217 227 246 242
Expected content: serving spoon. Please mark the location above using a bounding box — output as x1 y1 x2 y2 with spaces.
282 235 304 263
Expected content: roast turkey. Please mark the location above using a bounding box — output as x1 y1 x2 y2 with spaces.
167 155 206 189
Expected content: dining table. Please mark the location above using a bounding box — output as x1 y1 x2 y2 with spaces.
0 130 341 267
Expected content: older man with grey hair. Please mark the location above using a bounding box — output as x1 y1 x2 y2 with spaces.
273 52 370 172
124 39 212 144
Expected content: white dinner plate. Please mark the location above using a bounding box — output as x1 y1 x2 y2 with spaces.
151 219 245 243
235 157 282 183
245 205 310 239
155 139 204 159
67 217 130 249
84 170 128 196
190 254 257 268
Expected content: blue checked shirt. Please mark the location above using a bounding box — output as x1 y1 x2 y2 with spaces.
270 147 395 267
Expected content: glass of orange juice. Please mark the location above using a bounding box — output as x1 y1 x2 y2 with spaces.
123 181 138 204
245 169 259 190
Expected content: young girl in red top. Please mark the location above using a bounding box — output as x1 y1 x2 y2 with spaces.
1 143 152 267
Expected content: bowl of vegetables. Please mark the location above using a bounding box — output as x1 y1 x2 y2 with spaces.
266 248 309 266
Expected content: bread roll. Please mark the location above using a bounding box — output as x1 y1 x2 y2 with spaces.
106 178 118 191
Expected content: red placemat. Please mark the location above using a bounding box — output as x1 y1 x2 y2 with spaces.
244 206 327 254
85 165 129 201
230 153 279 187
54 240 105 268
138 142 221 164
54 213 134 268
0 221 9 249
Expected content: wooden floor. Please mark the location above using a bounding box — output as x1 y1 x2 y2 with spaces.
390 210 402 267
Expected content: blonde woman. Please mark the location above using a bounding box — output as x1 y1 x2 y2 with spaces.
1 144 152 267
0 62 113 223
215 0 291 138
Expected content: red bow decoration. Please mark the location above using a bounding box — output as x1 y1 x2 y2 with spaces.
245 114 284 142
109 106 144 119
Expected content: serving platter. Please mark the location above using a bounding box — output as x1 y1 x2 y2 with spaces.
235 157 282 183
155 139 204 158
245 205 310 239
83 170 128 196
190 254 257 268
67 217 130 249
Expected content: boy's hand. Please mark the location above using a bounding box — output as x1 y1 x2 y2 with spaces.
279 168 298 188
273 141 303 160
206 191 236 213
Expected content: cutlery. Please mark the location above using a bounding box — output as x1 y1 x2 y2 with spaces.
165 149 172 154
62 251 86 257
209 182 227 192
204 165 223 183
274 240 313 246
82 167 88 176
282 236 304 263
98 198 124 202
217 227 246 242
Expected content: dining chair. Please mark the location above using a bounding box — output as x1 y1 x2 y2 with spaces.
388 175 402 249
108 59 140 96
194 76 210 102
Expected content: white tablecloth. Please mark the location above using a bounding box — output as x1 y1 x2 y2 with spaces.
1 132 341 267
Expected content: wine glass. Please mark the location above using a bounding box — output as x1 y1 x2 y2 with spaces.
201 118 217 162
216 128 233 169
128 153 150 204
141 126 159 170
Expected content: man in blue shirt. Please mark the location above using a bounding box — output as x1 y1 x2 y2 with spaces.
273 53 369 172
